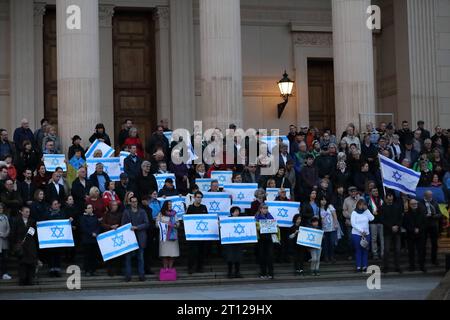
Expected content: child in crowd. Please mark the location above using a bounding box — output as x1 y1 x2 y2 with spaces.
309 216 322 276
319 196 338 263
289 213 306 276
224 206 244 278
255 204 279 279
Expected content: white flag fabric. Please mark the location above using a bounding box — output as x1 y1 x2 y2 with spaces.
223 183 258 209
219 216 257 244
265 201 301 228
202 192 231 216
195 178 213 193
154 173 177 191
259 136 290 153
97 223 139 261
157 196 186 220
43 154 67 172
266 188 291 201
119 151 130 172
210 171 233 187
259 219 278 234
297 226 324 249
183 214 220 241
85 139 115 159
37 219 74 249
86 157 121 181
379 154 420 196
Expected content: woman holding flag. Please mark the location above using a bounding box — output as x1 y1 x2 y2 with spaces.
156 201 180 270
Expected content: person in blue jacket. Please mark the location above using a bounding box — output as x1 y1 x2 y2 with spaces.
80 204 101 276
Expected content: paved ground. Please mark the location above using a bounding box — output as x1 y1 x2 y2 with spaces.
0 276 441 300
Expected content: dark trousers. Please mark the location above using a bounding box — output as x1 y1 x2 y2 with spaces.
19 263 36 286
383 232 401 270
407 234 425 269
424 226 439 264
276 228 290 262
83 244 98 273
187 241 207 272
322 231 337 260
258 238 274 276
47 248 62 271
106 257 122 275
293 243 305 271
0 250 8 275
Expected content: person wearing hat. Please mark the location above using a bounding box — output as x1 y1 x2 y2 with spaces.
88 123 111 146
351 198 374 272
157 178 179 197
68 135 85 161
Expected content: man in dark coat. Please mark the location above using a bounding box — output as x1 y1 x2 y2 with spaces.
71 167 93 213
420 190 442 266
403 199 427 272
124 145 143 184
13 119 35 152
45 171 66 204
88 163 111 193
380 192 403 273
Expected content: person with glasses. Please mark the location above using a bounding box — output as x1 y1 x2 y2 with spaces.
185 191 208 274
122 196 149 282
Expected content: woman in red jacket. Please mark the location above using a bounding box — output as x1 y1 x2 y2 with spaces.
123 127 144 158
102 181 122 209
85 186 106 220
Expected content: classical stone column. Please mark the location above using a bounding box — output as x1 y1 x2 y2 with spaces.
0 0 11 132
99 4 115 146
154 6 172 127
56 0 101 152
34 2 46 130
332 0 376 135
406 0 439 130
10 0 35 128
199 0 243 130
170 0 196 130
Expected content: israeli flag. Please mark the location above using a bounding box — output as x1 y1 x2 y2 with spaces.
163 131 173 143
85 139 115 159
43 154 67 172
157 196 186 220
219 216 257 244
265 201 300 228
379 154 420 196
195 178 213 193
266 188 291 201
202 192 231 216
260 136 290 153
37 220 74 249
223 183 258 209
210 171 233 187
184 214 220 241
119 151 130 172
297 226 324 249
97 223 139 261
87 157 121 181
154 173 177 191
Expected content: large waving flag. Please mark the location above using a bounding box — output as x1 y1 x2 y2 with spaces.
37 219 74 249
157 196 186 220
119 151 130 172
183 214 220 241
265 201 301 228
85 139 115 159
43 154 67 172
210 171 233 187
154 173 177 191
86 157 121 181
223 183 258 209
266 188 291 201
379 154 420 196
260 136 290 153
202 192 231 216
219 216 257 244
195 178 213 193
97 223 139 261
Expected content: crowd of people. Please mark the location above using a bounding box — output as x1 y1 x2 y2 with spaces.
0 117 449 285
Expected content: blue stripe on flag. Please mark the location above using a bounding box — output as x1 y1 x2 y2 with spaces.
266 202 300 208
232 201 252 205
300 228 324 235
85 140 100 158
37 221 71 228
276 220 294 226
104 148 114 157
39 240 74 245
380 156 421 178
97 224 131 241
383 180 416 195
298 241 321 249
221 236 257 243
220 218 255 224
182 215 218 221
223 185 257 189
186 234 219 239
203 194 230 199
103 243 139 260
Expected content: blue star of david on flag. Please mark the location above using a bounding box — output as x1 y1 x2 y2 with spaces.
172 204 183 212
196 220 209 232
307 233 316 242
237 192 245 200
112 234 125 248
209 200 220 212
50 226 64 239
277 208 289 218
234 224 245 235
51 158 60 166
218 175 226 183
202 185 209 192
392 171 402 182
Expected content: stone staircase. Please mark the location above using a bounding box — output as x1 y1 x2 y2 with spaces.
1 237 449 293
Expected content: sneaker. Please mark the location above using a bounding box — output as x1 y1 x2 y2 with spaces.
259 275 266 279
268 275 274 279
2 274 12 280
295 269 304 276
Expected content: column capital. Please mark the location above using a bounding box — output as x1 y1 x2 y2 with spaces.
154 6 170 30
99 4 115 28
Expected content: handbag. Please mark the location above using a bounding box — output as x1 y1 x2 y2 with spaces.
360 235 369 249
159 268 177 281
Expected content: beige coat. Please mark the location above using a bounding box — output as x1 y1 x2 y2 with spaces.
0 214 10 252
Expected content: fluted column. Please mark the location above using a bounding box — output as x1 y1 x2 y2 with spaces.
154 6 172 126
332 0 376 134
99 4 115 146
199 0 243 130
10 0 35 128
407 0 439 130
56 0 101 151
0 0 11 132
170 0 195 130
34 2 46 130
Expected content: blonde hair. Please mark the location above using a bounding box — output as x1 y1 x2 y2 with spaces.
89 186 100 198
